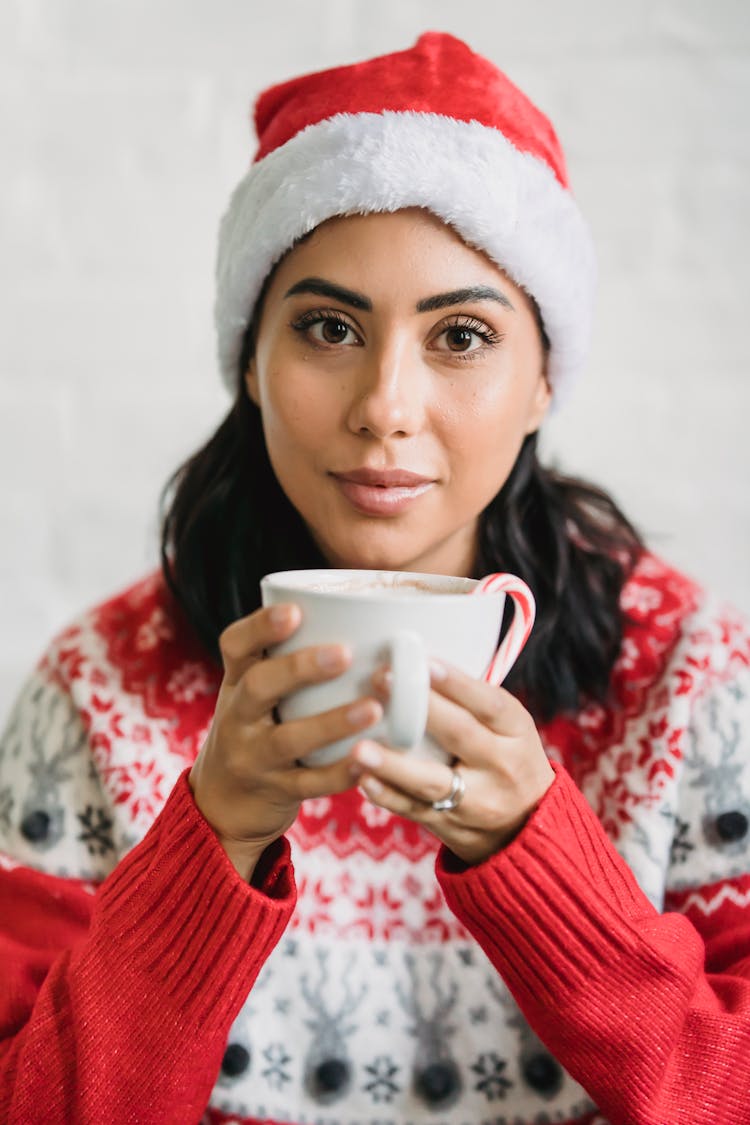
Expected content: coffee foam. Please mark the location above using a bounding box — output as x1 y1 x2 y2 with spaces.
304 578 467 596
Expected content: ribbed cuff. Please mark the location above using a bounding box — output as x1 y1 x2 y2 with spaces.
93 769 295 1032
436 763 662 1006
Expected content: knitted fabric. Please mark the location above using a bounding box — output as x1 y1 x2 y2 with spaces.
1 554 749 1124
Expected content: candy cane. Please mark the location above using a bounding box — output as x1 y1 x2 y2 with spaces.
472 573 536 686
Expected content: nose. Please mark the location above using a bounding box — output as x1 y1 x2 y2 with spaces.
346 336 425 439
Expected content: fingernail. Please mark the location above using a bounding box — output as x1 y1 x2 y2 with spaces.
429 659 447 682
355 741 383 769
359 778 382 798
346 700 380 727
373 666 393 691
316 645 348 671
269 605 295 628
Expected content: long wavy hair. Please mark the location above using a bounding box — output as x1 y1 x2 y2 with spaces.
161 288 644 723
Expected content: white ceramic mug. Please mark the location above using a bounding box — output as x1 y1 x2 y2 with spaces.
260 568 535 766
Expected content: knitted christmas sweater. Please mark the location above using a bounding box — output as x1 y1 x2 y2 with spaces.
1 554 749 1125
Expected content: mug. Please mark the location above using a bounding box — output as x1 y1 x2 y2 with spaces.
260 568 535 766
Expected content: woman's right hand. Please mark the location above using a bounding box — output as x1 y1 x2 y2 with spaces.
188 603 382 881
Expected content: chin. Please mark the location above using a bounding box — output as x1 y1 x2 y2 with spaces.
326 552 415 573
316 515 475 575
319 536 428 574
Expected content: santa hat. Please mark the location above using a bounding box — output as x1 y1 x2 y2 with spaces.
215 32 596 404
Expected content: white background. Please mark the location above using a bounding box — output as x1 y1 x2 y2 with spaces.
1 0 748 715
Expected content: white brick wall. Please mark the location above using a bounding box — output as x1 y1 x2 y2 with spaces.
1 0 748 714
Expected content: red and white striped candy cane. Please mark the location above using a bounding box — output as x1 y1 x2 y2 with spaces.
472 573 536 686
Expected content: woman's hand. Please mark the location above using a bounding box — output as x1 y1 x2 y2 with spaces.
189 604 382 881
352 661 554 866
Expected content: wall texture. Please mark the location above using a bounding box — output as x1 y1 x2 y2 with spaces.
1 0 749 714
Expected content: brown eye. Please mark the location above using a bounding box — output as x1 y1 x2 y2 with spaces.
299 316 362 346
445 327 475 352
431 317 499 357
321 318 350 344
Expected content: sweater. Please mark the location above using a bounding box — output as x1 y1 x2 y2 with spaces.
0 553 749 1125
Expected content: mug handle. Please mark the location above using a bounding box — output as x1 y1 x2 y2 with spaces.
386 629 430 748
474 573 536 687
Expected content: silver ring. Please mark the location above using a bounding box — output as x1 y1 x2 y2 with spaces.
431 769 465 812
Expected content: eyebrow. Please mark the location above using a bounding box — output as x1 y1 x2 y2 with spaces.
284 277 372 310
284 278 514 314
416 286 514 312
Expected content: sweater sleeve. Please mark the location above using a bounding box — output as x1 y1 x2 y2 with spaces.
0 770 296 1125
436 761 750 1125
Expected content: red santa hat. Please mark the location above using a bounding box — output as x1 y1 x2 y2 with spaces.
215 32 596 405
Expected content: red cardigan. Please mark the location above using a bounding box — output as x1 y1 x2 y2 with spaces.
1 554 749 1125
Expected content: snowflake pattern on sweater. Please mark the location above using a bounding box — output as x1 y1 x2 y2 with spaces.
1 554 750 1125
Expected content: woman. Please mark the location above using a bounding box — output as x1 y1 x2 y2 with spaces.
1 31 749 1125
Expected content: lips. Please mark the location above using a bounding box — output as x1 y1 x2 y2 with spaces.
331 467 436 515
335 467 433 487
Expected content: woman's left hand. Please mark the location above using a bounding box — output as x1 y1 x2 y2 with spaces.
351 661 555 865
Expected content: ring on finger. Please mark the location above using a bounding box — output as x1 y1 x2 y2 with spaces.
431 769 465 812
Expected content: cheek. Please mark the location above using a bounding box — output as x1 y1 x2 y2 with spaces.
261 367 329 448
432 370 541 506
437 375 529 455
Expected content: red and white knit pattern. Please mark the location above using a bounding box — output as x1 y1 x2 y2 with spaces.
1 554 749 1124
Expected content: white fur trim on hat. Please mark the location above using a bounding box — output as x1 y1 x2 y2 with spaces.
215 111 596 404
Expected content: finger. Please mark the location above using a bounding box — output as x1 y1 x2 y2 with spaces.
357 772 440 824
425 690 500 767
357 773 532 865
219 604 302 685
424 678 539 772
369 665 500 768
265 697 383 768
426 661 530 737
288 749 375 802
372 661 525 738
234 642 353 721
351 740 459 808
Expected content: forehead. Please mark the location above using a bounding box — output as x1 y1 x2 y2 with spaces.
265 208 516 300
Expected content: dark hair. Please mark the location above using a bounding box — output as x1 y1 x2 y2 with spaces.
160 348 644 721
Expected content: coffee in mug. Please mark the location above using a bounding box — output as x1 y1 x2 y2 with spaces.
260 568 535 765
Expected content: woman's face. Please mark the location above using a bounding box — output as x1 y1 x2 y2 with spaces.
246 209 551 576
